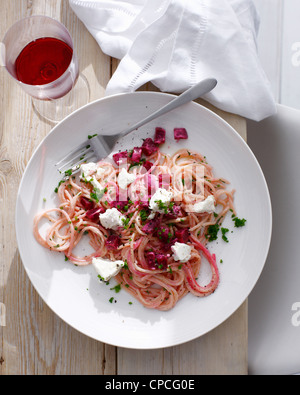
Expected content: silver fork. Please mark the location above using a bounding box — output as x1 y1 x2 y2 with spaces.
55 78 217 177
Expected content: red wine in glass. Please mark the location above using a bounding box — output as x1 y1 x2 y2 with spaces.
2 16 90 122
15 37 73 86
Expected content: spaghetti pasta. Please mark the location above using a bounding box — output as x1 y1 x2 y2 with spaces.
33 129 236 311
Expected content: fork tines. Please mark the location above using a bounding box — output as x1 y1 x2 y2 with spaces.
55 141 97 175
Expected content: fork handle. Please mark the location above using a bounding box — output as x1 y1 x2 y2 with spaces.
121 78 217 136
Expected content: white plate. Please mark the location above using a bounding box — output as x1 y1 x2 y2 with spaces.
15 92 272 349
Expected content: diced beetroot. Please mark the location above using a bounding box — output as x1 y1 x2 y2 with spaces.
145 252 156 270
106 234 121 250
175 228 190 243
161 238 178 252
165 204 183 219
156 224 173 242
142 218 161 235
113 151 128 165
145 251 170 270
131 147 143 163
174 128 188 140
80 197 95 211
142 138 158 156
110 200 128 211
85 207 105 222
139 201 149 209
155 253 170 270
154 127 166 145
143 161 153 171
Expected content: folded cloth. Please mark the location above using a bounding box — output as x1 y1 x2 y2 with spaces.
69 0 277 121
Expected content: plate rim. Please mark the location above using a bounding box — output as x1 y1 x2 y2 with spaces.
15 91 273 349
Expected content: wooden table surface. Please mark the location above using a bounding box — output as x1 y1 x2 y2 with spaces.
0 0 248 375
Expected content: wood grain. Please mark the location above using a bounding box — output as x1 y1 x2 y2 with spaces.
0 0 247 375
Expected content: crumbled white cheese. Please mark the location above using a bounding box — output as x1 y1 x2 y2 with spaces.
192 195 215 214
148 212 156 220
80 162 104 191
149 188 174 213
91 178 104 191
99 208 125 230
80 162 98 181
92 257 125 282
118 168 136 190
96 167 105 179
171 242 192 263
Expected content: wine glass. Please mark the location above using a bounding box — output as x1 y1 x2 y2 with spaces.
1 15 90 123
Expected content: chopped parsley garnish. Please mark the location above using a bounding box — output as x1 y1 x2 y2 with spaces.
122 217 130 229
64 169 73 177
88 134 98 139
206 224 220 242
155 200 174 215
233 217 247 228
90 187 105 203
204 213 246 243
169 202 175 210
123 260 129 270
129 158 146 170
110 284 121 293
140 209 148 222
109 297 114 303
54 179 66 193
156 200 169 214
221 227 229 243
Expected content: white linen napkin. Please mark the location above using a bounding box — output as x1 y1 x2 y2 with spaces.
69 0 276 121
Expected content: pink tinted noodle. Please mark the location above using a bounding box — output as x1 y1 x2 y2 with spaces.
33 146 236 310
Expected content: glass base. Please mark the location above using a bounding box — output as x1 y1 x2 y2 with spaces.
32 73 90 123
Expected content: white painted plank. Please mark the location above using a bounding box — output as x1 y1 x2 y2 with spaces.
253 0 283 103
281 0 300 109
